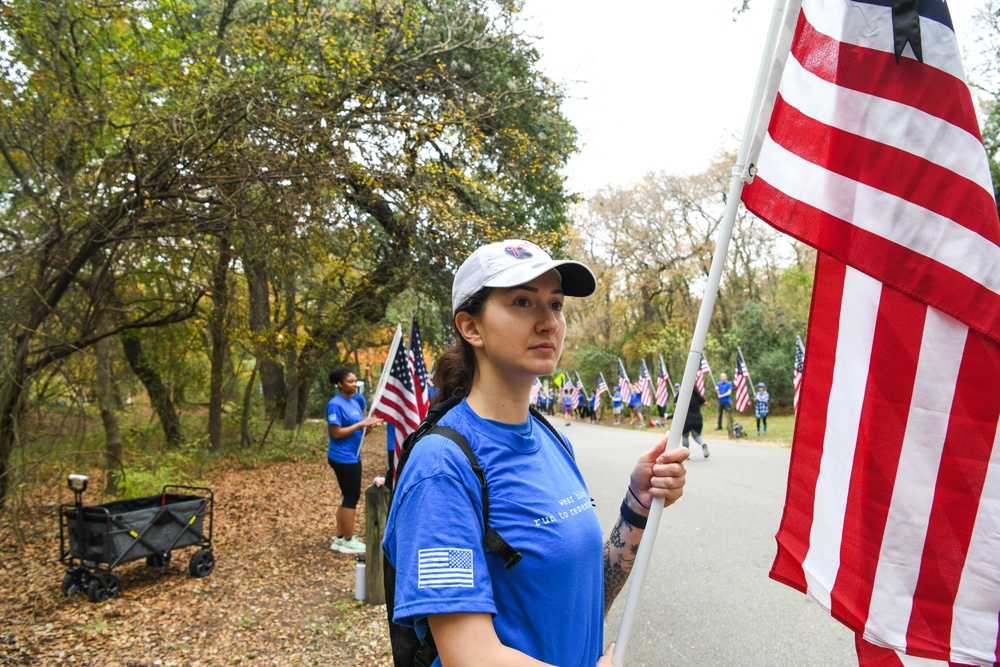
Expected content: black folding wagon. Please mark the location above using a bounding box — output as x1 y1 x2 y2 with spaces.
59 474 216 602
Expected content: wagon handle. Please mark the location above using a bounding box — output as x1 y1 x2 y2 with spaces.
67 474 89 493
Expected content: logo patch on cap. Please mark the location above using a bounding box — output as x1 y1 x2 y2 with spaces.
504 242 536 260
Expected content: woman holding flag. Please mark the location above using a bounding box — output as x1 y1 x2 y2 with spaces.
383 239 688 666
326 368 383 555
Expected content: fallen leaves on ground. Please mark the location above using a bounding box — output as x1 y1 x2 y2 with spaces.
0 437 394 666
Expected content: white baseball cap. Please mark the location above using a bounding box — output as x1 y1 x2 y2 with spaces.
452 239 596 312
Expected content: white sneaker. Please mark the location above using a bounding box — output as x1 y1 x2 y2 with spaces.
338 536 366 555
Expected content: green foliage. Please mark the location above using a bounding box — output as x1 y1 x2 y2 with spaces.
118 439 207 498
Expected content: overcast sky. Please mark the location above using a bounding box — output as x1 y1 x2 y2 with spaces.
519 0 985 197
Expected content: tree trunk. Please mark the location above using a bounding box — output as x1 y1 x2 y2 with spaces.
282 282 299 430
208 234 233 450
94 316 123 495
243 255 285 419
0 354 28 511
240 362 259 448
121 332 182 447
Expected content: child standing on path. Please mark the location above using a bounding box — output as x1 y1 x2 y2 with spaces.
755 382 770 436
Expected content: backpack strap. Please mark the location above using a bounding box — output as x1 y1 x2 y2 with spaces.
529 404 573 459
430 425 522 571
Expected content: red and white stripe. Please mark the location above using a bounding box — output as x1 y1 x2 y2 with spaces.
771 255 1000 666
655 357 671 408
695 355 711 398
742 1 1000 664
734 349 751 413
617 359 632 401
636 360 653 407
372 340 421 461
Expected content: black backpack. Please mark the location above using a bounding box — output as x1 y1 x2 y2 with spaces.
384 396 569 667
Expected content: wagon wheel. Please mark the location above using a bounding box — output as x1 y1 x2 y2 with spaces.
145 553 172 568
86 572 121 603
61 568 87 595
188 549 215 578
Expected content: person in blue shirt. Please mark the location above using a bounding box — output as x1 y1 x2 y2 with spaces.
628 385 643 426
587 390 597 423
611 388 623 425
715 372 733 437
383 239 688 667
755 381 770 436
326 368 383 555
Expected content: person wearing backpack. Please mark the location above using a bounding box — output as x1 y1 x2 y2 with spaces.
382 239 689 667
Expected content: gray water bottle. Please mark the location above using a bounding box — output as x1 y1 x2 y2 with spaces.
354 555 366 601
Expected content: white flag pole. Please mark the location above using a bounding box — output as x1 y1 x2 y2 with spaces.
612 0 797 663
357 324 402 458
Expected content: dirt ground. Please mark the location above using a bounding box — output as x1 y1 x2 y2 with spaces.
0 435 394 666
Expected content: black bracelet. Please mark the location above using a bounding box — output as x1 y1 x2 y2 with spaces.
619 499 648 530
628 485 650 509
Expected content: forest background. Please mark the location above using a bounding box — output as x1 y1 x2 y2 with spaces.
2 0 999 510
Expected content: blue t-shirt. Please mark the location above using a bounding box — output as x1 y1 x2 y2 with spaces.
717 380 733 405
326 393 366 464
383 400 604 667
629 391 641 408
612 390 622 409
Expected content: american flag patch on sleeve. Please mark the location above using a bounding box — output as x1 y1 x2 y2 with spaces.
418 548 474 588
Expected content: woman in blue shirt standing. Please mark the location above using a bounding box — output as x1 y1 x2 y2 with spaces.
326 368 383 555
383 239 688 666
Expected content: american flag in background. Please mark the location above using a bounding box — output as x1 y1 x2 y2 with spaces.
569 373 582 410
695 354 711 398
574 372 586 409
734 348 751 413
595 372 609 405
792 336 805 416
529 377 542 406
636 360 653 406
741 0 1000 664
655 356 672 408
372 337 420 451
617 359 631 401
408 317 430 421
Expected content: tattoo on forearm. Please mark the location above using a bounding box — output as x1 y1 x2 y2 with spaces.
603 517 641 614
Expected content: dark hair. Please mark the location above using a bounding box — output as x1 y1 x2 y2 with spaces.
432 287 491 403
329 368 354 386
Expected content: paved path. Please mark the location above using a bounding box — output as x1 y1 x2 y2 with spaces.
561 420 856 666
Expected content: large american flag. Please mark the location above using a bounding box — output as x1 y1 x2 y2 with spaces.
408 317 430 422
371 335 421 460
694 354 711 398
617 359 631 401
741 1 1000 665
733 348 751 413
793 336 805 416
636 360 653 407
654 356 672 408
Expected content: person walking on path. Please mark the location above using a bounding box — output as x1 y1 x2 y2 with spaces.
682 384 710 459
755 382 770 436
562 388 575 426
383 239 688 666
326 368 383 555
715 372 733 438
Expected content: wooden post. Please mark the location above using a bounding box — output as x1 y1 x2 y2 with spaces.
364 483 391 605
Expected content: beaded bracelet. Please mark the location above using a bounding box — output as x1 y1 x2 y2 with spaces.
619 498 648 530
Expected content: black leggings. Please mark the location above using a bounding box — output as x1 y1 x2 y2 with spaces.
756 415 768 431
328 459 362 509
